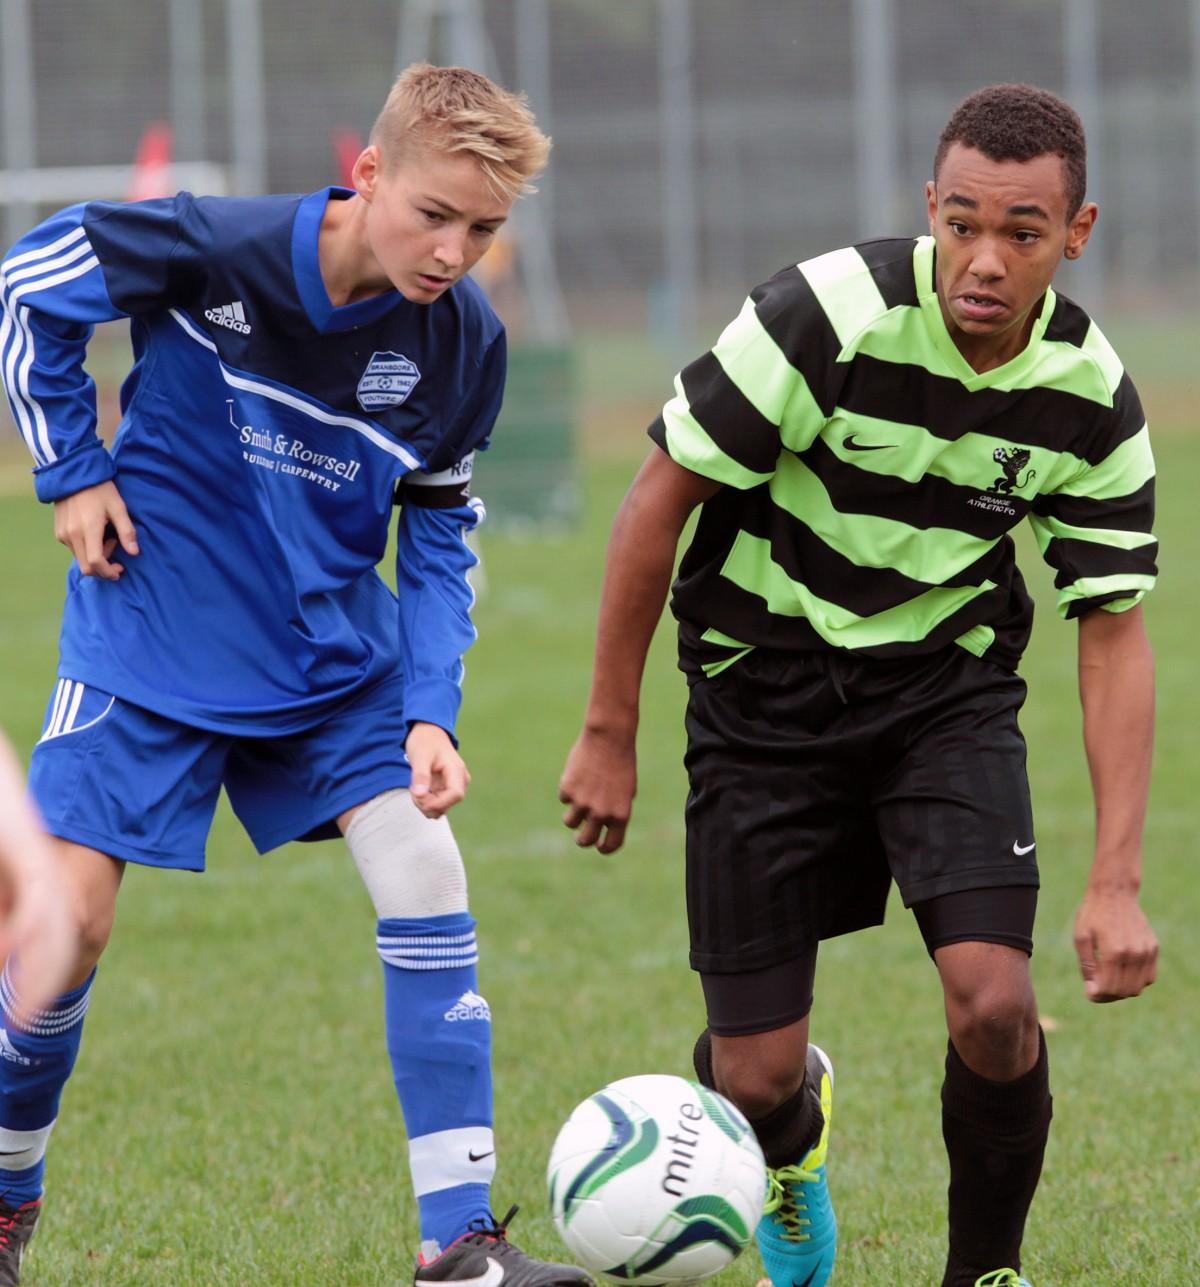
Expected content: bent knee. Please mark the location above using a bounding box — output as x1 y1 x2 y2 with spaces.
344 788 468 919
713 1037 807 1120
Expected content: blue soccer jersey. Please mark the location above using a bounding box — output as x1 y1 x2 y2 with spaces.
1 188 505 737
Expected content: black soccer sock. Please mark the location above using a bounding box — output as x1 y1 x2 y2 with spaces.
693 1028 822 1168
940 1027 1052 1287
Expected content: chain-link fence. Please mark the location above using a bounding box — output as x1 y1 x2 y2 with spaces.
4 0 1200 332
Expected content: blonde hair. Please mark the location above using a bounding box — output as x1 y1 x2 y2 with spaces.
370 63 551 200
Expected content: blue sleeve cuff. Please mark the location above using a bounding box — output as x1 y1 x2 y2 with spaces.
32 442 116 503
403 677 464 745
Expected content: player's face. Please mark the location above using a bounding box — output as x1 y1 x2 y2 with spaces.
926 143 1097 367
354 145 512 304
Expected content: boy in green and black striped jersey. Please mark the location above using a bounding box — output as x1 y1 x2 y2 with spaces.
562 85 1158 1287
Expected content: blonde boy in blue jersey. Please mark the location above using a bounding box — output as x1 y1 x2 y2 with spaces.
0 64 591 1287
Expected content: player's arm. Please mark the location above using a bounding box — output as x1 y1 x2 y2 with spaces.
1074 602 1158 1002
1027 368 1158 1003
1 197 198 577
394 454 489 820
559 450 720 853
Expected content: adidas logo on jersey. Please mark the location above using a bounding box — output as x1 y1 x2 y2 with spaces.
0 1029 30 1066
444 990 491 1023
204 300 251 334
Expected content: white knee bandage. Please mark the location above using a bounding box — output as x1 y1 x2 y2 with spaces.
344 789 469 919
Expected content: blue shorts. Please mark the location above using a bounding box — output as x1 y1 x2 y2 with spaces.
28 674 412 870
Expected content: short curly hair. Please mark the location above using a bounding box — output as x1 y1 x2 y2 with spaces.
934 84 1087 218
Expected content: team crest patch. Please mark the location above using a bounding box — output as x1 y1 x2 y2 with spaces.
357 351 421 411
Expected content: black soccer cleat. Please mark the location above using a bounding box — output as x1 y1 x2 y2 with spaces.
414 1205 594 1287
0 1197 40 1287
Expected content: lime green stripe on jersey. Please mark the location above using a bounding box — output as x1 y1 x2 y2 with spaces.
711 296 799 425
771 452 999 584
1054 425 1154 500
660 382 775 489
1057 574 1154 615
1028 514 1157 555
955 623 997 657
799 246 888 351
721 531 997 648
1081 321 1126 396
698 627 756 678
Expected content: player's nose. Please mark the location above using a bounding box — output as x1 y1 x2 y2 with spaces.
434 230 467 271
969 237 1006 280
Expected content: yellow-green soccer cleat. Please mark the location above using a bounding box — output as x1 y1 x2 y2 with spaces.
756 1045 836 1287
974 1273 1033 1287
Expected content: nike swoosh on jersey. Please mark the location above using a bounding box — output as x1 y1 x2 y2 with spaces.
1013 840 1036 855
839 435 896 450
450 1257 505 1287
468 1149 495 1162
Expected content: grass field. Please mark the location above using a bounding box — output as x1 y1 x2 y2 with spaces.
0 343 1197 1285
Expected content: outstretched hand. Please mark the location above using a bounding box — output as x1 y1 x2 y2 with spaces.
1073 888 1158 1003
53 480 139 580
406 722 470 819
559 727 636 854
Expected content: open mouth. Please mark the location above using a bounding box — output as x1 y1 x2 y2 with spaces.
957 292 1006 321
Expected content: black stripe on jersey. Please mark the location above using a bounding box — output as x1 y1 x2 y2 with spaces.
855 238 920 310
735 497 1013 620
1031 478 1155 532
396 479 470 508
678 350 782 476
1042 293 1092 347
801 438 1035 541
1044 538 1159 591
750 268 843 417
839 354 1137 464
1064 589 1149 620
673 572 1020 663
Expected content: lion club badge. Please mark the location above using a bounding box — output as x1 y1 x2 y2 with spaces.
357 351 421 411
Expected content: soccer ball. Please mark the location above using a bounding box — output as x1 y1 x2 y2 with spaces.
547 1074 767 1285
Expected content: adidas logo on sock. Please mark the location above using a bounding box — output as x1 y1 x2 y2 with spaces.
0 1029 30 1066
204 300 252 334
444 990 491 1022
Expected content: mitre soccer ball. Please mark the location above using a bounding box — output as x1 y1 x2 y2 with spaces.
547 1074 767 1285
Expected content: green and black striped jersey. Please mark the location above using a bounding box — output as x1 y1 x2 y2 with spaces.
649 236 1156 675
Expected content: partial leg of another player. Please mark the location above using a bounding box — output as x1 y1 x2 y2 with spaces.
917 890 1049 1287
0 839 123 1286
692 950 837 1287
340 789 592 1286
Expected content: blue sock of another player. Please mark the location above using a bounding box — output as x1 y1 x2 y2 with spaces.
0 965 95 1206
377 913 494 1255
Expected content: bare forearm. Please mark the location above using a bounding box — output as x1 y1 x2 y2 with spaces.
1078 606 1155 891
582 453 717 736
582 490 681 736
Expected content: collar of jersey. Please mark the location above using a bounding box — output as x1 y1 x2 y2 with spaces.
913 235 1054 392
292 187 404 333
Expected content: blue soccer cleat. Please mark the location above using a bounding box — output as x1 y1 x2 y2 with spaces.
974 1273 1033 1287
756 1045 836 1287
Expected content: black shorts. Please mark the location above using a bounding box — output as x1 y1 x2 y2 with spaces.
684 644 1039 975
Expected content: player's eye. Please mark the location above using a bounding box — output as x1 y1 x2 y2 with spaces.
472 225 497 238
421 209 445 224
948 220 971 236
1012 230 1041 245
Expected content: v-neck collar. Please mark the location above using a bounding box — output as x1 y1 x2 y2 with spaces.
291 187 404 334
913 235 1053 391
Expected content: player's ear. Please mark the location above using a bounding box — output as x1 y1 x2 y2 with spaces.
925 179 938 233
1064 201 1098 261
353 145 382 201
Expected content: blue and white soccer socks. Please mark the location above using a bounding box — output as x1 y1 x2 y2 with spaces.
0 966 94 1205
376 913 495 1252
